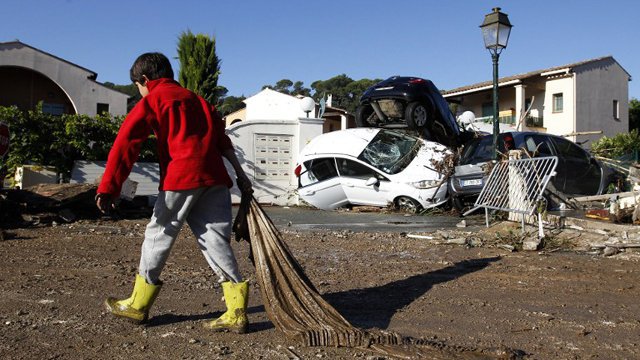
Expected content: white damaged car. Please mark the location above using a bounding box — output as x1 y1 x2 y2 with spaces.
294 128 452 213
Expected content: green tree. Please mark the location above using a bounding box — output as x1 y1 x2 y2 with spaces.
103 82 141 112
262 79 311 97
217 95 246 116
629 98 640 132
177 30 223 104
311 75 380 113
262 75 380 113
292 81 311 97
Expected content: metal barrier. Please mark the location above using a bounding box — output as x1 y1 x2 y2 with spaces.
464 156 558 229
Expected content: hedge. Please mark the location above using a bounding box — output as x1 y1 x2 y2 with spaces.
0 105 156 184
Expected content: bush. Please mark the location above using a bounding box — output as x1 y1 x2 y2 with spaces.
591 129 640 160
0 105 157 184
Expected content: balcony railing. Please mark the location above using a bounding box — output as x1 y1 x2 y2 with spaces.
473 115 544 128
475 115 516 125
525 116 544 128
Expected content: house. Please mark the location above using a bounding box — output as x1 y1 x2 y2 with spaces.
0 41 128 116
443 56 631 146
223 88 354 132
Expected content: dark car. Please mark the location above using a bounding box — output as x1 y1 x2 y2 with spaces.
355 76 466 147
448 132 617 211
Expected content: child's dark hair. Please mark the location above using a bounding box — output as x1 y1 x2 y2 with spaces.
130 52 174 83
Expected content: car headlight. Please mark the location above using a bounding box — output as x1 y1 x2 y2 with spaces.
411 179 441 189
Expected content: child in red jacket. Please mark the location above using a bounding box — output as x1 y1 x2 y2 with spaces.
97 52 252 333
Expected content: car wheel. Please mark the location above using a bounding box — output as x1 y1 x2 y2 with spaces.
395 196 421 214
355 104 378 127
451 195 465 212
405 101 429 131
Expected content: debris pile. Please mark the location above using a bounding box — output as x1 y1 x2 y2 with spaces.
0 183 151 228
575 163 640 224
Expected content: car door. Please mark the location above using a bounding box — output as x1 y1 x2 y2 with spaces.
335 157 391 206
297 157 348 210
550 137 601 195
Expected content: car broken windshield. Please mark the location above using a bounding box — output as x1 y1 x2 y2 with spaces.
357 130 421 174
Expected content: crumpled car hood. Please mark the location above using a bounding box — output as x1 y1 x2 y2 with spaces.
398 141 452 181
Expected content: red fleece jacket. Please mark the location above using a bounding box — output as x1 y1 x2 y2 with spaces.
97 78 233 197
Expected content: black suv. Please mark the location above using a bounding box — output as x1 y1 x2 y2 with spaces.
355 76 466 147
448 132 617 211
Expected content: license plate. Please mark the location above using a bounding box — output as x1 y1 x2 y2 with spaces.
461 179 482 187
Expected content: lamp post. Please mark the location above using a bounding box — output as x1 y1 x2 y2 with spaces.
480 7 512 159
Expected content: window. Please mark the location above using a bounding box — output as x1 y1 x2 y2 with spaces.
97 103 109 114
336 158 387 181
299 158 338 187
524 135 554 157
551 137 588 162
42 103 64 116
613 100 620 120
552 93 563 113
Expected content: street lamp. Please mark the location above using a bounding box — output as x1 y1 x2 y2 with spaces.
300 97 316 118
480 7 512 159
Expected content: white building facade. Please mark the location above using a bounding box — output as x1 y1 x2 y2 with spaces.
444 56 631 146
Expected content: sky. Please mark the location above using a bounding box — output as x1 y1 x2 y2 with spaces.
2 0 639 100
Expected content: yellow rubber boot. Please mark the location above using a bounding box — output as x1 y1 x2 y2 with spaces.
104 274 162 324
203 281 249 333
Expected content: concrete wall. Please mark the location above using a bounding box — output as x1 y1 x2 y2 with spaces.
0 42 128 116
224 117 324 205
70 161 160 205
574 58 629 146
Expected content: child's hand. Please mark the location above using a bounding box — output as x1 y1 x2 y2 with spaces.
236 175 253 195
95 193 115 214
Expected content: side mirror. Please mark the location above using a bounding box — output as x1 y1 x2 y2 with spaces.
365 177 379 187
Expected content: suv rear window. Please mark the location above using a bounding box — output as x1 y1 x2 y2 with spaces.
460 136 506 165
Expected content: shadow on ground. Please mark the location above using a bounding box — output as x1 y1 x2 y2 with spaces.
323 257 501 329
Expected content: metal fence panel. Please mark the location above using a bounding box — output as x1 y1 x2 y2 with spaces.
474 156 558 215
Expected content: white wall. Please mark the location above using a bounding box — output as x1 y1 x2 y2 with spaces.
543 77 575 138
224 117 324 205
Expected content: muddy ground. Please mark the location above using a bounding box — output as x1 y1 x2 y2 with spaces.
1 212 639 359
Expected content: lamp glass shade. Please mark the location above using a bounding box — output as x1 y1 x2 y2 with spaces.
480 8 512 50
300 97 315 113
481 23 499 49
497 23 512 48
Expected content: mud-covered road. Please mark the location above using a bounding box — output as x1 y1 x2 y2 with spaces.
1 210 639 359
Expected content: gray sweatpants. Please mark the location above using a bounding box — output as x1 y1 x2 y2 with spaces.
138 185 242 285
